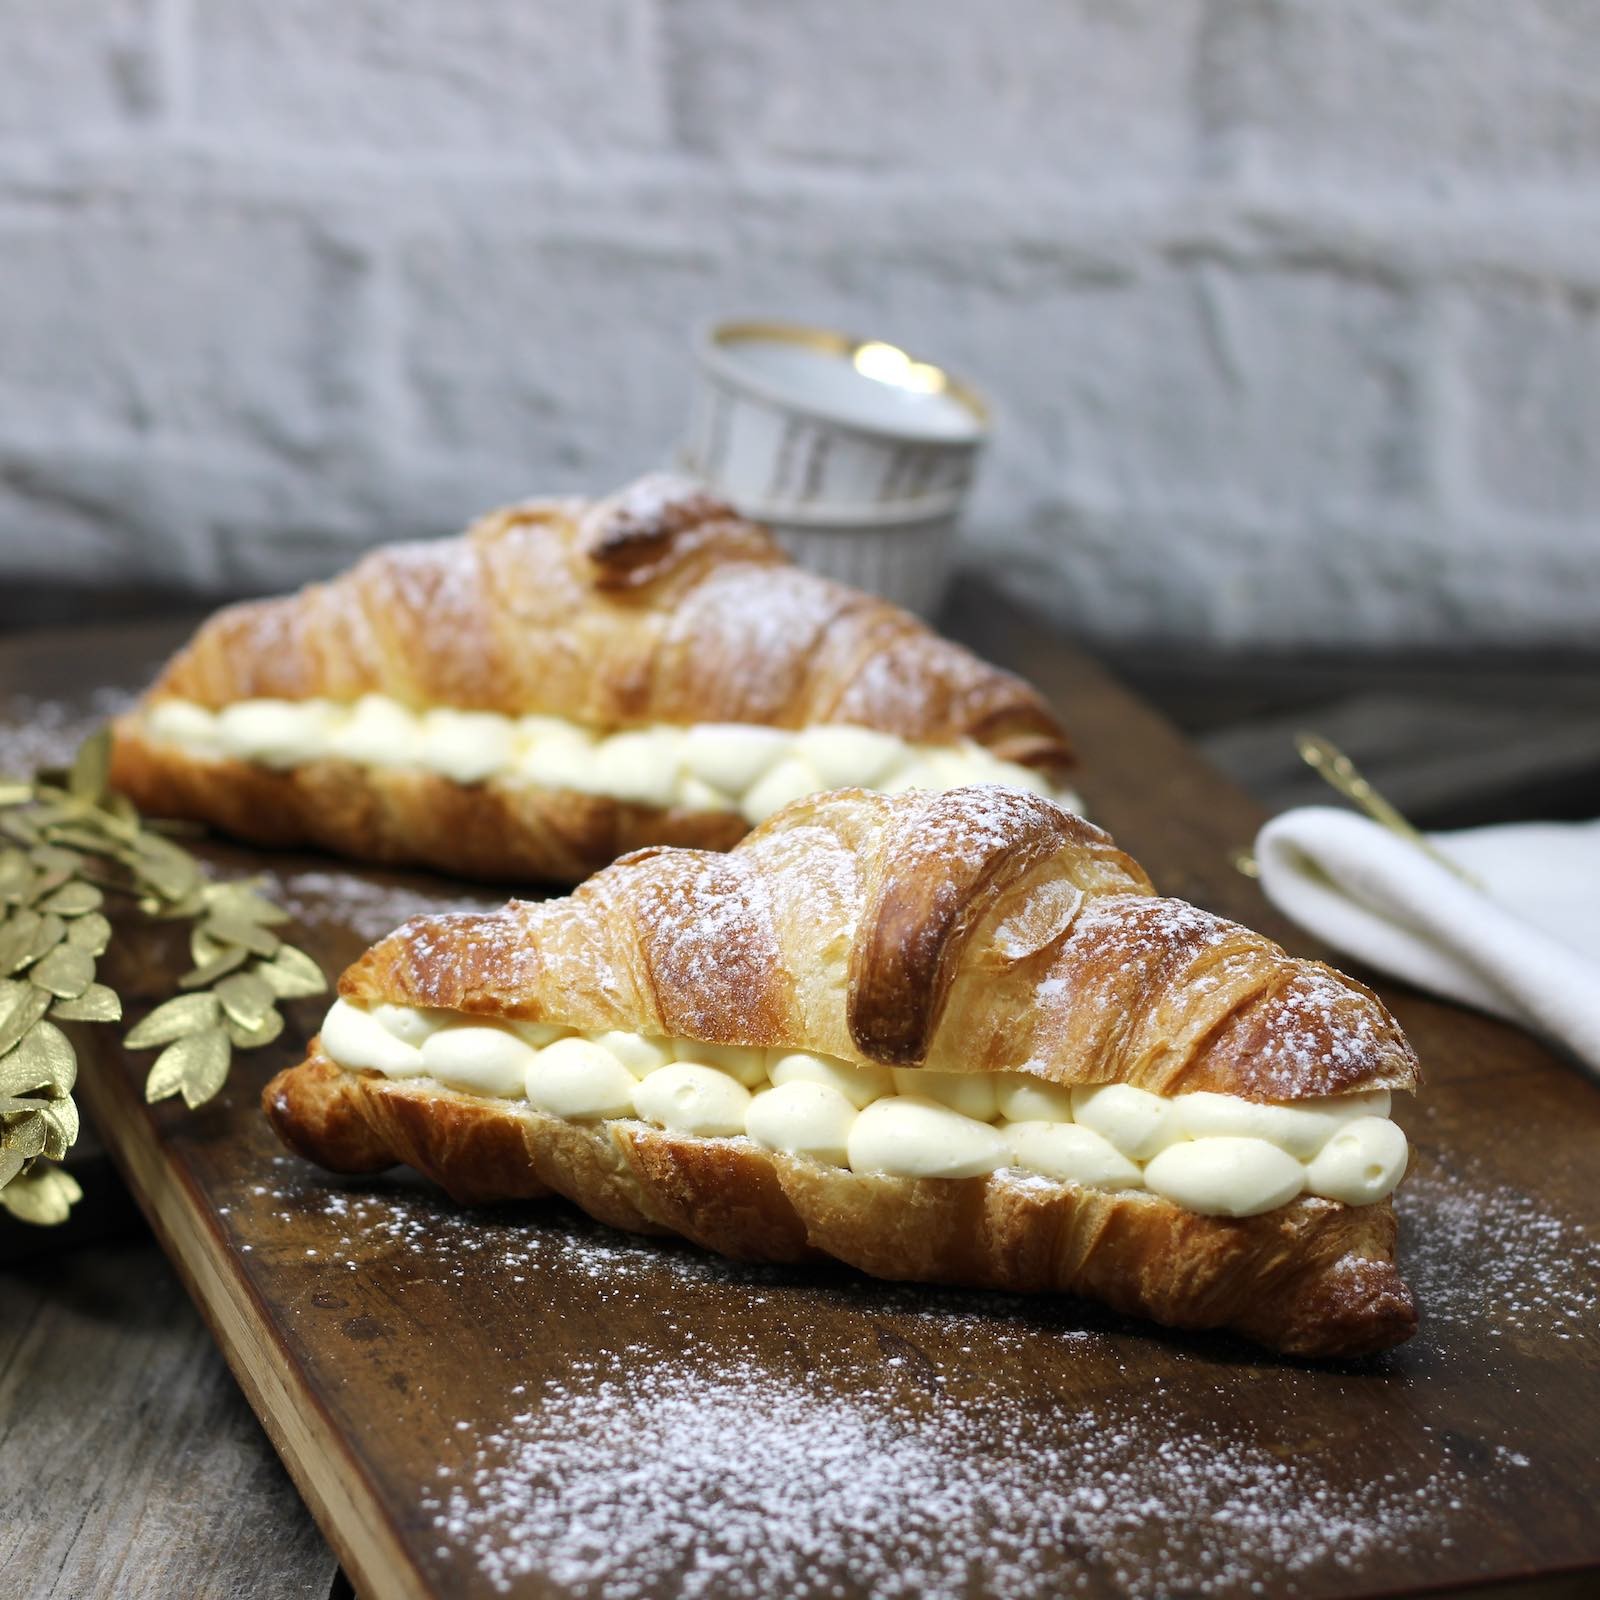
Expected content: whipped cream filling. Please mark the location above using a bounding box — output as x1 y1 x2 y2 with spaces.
141 696 1069 824
318 1001 1408 1218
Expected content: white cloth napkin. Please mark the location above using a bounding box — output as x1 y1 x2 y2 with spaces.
1254 806 1600 1078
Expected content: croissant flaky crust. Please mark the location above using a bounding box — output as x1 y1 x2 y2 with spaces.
110 475 1072 883
265 789 1421 1356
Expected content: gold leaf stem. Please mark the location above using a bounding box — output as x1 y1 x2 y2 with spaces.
0 726 327 1225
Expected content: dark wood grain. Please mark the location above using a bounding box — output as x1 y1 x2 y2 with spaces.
6 592 1600 1600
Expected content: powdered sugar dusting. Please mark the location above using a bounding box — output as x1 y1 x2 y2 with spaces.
236 1144 1592 1599
1047 896 1414 1098
1253 967 1394 1088
587 471 717 535
372 537 490 622
1398 1162 1599 1344
257 865 503 945
415 1344 1520 1600
0 686 133 775
1068 891 1239 952
632 852 785 1039
673 564 857 724
895 785 1065 877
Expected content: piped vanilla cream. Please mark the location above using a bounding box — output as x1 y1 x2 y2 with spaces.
142 695 1072 824
315 1000 1409 1218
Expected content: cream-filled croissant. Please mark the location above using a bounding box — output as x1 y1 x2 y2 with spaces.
264 787 1421 1358
110 475 1073 883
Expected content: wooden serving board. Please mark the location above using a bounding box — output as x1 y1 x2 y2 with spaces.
9 592 1600 1600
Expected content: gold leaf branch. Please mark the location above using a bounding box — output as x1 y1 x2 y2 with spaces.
0 728 326 1225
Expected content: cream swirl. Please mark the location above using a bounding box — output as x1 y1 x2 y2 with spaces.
316 1001 1409 1219
141 695 1071 824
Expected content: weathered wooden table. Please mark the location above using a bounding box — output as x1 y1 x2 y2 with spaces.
2 585 1597 1599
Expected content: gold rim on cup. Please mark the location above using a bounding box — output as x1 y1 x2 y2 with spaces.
698 318 991 441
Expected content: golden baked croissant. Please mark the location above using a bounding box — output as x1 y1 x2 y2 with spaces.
109 475 1073 883
264 786 1421 1358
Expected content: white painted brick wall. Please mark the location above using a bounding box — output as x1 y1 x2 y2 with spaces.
0 0 1595 647
1 0 161 136
663 0 1206 177
189 1 667 155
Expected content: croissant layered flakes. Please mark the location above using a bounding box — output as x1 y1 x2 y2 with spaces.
265 787 1422 1357
110 475 1074 884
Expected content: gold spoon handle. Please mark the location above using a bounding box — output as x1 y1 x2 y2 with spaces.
1293 733 1483 888
1232 734 1484 891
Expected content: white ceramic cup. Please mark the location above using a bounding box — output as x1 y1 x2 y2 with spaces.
685 319 988 510
682 320 989 614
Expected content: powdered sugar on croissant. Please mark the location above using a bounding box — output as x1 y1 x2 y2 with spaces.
266 788 1422 1357
340 786 1415 1101
110 477 1075 883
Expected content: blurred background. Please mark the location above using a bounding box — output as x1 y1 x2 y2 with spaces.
1 1 1597 667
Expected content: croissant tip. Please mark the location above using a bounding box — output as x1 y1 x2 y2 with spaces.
263 1055 398 1176
1276 1253 1418 1359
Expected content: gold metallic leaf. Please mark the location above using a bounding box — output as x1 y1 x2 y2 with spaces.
0 851 33 904
39 880 103 917
144 815 206 837
181 1028 232 1108
29 944 94 999
144 1041 190 1103
0 754 308 1212
48 826 126 860
40 1095 79 1160
65 912 112 955
124 991 220 1050
224 1005 284 1050
3 1020 76 1096
1 1045 60 1099
68 728 111 804
75 858 129 891
144 1028 232 1109
145 885 206 921
26 872 70 906
215 970 274 1028
0 813 41 847
25 912 66 965
30 843 84 875
130 834 200 903
203 882 291 927
104 792 141 832
200 913 280 958
26 866 75 902
0 1058 46 1098
51 983 121 1024
0 982 52 1056
256 945 328 999
0 1162 83 1224
177 945 250 989
1 1109 47 1161
0 909 42 974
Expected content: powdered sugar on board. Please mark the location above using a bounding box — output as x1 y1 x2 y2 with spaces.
1397 1160 1599 1345
0 686 133 775
236 1144 1597 1600
417 1356 1524 1600
254 865 503 946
